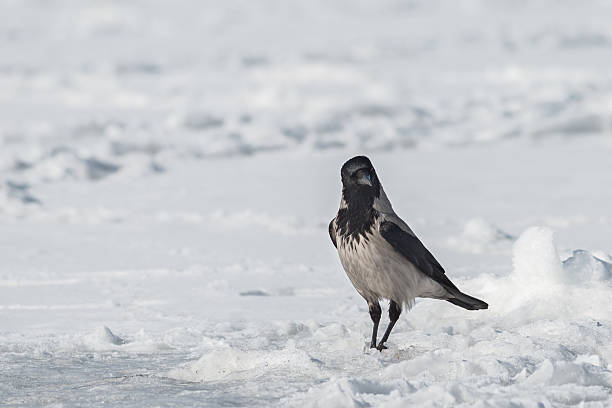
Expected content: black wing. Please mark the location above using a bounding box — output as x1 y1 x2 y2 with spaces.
379 220 458 292
328 219 337 248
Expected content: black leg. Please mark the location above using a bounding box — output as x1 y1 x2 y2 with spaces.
377 300 402 351
368 302 382 349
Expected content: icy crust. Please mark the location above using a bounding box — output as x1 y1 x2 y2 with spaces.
81 326 174 353
4 227 608 406
155 227 612 406
0 326 173 356
2 149 611 406
168 342 322 382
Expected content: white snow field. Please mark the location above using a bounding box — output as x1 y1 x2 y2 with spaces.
2 0 612 406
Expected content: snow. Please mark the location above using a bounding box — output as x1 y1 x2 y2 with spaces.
511 226 564 287
2 0 612 406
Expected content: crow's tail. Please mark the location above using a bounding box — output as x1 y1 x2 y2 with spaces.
447 291 488 310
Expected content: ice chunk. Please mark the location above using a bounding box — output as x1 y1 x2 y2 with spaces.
563 250 612 282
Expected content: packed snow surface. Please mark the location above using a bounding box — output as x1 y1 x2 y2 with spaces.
2 0 612 407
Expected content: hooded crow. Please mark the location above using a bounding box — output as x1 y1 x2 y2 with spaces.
329 156 487 351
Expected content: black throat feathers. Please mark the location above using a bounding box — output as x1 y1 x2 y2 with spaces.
337 186 380 244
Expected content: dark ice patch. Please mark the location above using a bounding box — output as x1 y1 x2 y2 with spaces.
239 290 270 297
72 120 125 138
84 158 120 180
111 141 161 156
115 62 162 75
242 55 269 67
282 125 308 143
183 113 224 130
5 180 41 204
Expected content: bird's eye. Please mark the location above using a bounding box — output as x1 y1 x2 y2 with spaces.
355 169 373 186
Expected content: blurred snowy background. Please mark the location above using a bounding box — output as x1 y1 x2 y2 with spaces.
1 0 611 406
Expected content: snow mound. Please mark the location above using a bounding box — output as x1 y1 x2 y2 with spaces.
511 226 564 286
82 326 126 348
81 326 172 352
493 226 612 322
447 218 514 254
168 342 321 382
511 227 612 286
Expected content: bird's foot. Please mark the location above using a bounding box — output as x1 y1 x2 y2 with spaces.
376 343 387 351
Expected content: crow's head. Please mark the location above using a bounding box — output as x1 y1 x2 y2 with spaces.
340 156 381 206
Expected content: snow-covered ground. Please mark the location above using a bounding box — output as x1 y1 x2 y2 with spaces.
1 0 612 406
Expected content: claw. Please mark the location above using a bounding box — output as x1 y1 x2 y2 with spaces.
376 343 388 351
